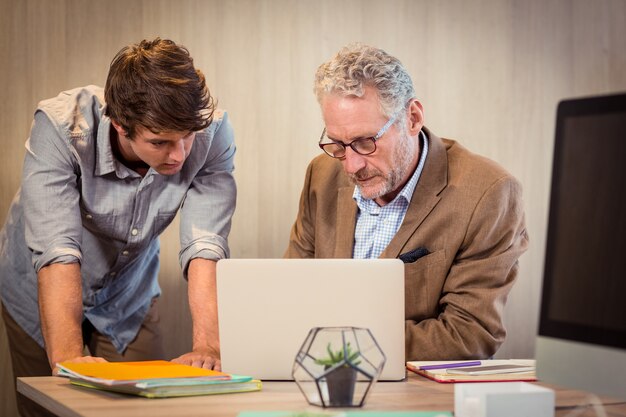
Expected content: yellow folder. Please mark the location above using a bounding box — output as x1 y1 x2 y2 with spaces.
57 360 229 383
57 360 262 398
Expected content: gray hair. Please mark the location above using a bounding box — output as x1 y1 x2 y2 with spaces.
314 43 416 118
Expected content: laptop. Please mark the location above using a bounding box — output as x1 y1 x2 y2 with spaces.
216 258 406 381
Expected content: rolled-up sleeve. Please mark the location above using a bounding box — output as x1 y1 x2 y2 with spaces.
22 111 83 272
178 112 237 276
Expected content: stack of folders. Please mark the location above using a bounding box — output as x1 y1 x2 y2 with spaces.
406 359 536 383
57 360 262 398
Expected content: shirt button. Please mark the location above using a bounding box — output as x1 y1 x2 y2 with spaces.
131 228 139 236
122 250 129 256
86 214 93 219
110 271 117 277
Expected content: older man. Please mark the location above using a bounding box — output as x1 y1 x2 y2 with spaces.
285 43 529 360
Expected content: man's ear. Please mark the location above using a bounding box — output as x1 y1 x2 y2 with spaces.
406 99 425 136
110 120 128 138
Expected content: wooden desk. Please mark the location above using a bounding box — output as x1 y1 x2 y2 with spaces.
18 373 626 417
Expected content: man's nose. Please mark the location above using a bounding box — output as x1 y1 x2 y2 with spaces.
342 146 366 175
169 140 186 162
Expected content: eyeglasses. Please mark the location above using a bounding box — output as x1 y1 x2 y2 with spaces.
318 115 397 158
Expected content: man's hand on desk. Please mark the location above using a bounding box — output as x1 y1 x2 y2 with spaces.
172 347 221 371
51 355 108 376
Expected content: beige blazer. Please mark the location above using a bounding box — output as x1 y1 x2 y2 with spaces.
285 128 529 360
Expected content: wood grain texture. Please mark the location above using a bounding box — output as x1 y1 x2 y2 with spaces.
17 373 626 417
2 1 626 416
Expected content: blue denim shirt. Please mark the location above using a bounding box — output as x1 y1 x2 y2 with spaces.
0 85 237 353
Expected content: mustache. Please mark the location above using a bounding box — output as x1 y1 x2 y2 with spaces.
348 168 381 182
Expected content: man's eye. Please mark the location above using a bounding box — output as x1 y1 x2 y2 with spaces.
151 142 165 146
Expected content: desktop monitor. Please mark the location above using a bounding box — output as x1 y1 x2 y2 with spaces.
536 92 626 400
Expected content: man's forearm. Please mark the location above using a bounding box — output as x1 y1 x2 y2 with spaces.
187 258 220 355
38 262 84 369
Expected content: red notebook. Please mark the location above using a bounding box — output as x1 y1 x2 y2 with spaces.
406 360 537 383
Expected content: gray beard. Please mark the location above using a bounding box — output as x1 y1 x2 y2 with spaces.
349 133 417 201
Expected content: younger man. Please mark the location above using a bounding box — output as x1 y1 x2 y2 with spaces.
0 38 234 417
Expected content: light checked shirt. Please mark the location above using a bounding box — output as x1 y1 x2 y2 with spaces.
353 131 428 259
0 86 236 352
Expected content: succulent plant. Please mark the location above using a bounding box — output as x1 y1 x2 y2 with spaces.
314 342 361 369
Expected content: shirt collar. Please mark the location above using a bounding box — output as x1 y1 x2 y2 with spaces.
94 115 117 176
95 114 144 179
352 130 429 209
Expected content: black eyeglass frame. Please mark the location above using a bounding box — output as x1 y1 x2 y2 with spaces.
318 115 398 158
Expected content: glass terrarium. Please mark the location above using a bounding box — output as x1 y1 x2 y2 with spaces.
292 327 386 407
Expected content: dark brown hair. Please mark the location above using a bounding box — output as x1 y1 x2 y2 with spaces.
104 38 214 139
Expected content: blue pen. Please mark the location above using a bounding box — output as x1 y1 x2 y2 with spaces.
418 361 481 371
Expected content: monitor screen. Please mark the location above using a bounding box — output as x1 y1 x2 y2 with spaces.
536 92 626 400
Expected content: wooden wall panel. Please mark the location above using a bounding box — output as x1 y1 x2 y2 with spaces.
2 1 625 415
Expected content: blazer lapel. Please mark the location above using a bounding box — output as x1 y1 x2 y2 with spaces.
334 185 357 257
380 128 449 259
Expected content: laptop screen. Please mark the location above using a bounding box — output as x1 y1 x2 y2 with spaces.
216 258 406 381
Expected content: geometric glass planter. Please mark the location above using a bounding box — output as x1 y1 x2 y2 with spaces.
292 327 386 407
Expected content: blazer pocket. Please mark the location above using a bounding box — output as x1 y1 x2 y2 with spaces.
403 249 447 319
